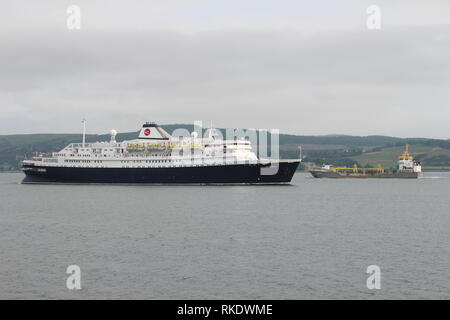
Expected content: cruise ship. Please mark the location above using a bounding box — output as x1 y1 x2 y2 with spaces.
21 122 300 184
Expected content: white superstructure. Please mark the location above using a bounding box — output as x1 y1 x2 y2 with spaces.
23 122 260 169
398 144 422 173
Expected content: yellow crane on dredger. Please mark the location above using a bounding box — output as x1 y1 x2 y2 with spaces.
331 164 385 174
328 144 414 174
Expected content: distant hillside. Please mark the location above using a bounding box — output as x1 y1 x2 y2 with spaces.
351 145 450 170
1 124 450 171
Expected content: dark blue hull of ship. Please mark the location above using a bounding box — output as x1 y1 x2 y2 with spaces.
21 161 300 184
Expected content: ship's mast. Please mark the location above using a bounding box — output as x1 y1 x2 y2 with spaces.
404 144 410 157
82 118 86 148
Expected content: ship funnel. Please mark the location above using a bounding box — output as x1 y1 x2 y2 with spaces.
110 129 117 143
138 122 171 140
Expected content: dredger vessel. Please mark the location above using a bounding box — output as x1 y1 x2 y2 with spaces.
310 145 423 179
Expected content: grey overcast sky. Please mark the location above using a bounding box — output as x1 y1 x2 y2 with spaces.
1 0 449 137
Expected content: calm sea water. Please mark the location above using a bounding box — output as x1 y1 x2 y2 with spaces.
0 172 449 299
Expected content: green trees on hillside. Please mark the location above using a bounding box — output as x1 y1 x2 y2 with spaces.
1 126 450 171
